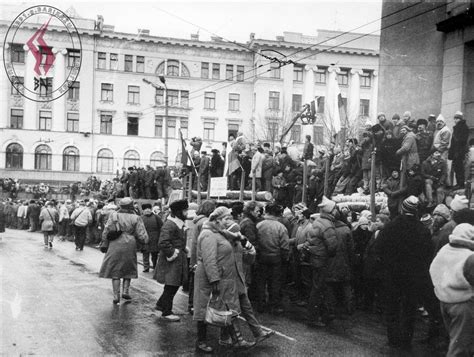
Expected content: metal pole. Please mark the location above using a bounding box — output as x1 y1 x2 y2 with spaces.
370 148 376 221
302 159 307 204
240 169 245 201
197 170 202 204
164 85 169 165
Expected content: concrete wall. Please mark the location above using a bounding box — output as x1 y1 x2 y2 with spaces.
378 1 446 119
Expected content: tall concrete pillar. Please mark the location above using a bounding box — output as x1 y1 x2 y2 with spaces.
348 69 362 125
52 48 66 131
0 45 9 129
371 71 379 124
302 66 316 138
23 46 36 130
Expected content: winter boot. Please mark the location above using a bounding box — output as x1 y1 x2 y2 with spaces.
112 279 121 305
122 279 132 300
229 320 255 349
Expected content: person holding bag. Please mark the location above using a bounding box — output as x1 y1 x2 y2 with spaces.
70 200 92 251
39 201 58 249
99 197 149 305
193 206 255 354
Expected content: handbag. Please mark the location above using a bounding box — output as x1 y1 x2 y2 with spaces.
106 221 122 241
204 294 237 327
46 208 58 234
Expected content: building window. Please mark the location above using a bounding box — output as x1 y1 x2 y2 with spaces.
292 94 302 112
10 109 23 129
6 143 23 169
101 83 113 101
293 66 303 82
124 55 133 72
67 49 80 67
110 53 118 70
226 64 234 80
204 92 216 109
127 86 140 104
11 76 24 95
68 81 80 100
100 113 113 134
181 64 190 77
167 60 180 76
228 93 240 111
360 71 372 88
127 115 139 135
360 99 370 116
181 118 188 138
337 70 349 86
269 91 280 110
136 56 145 73
181 91 189 108
236 65 244 81
10 44 25 63
201 62 209 79
313 125 324 145
203 122 215 141
167 90 179 106
34 144 52 170
97 52 106 69
155 88 164 105
155 116 163 137
39 77 52 97
315 67 327 84
267 121 279 142
228 123 239 139
212 63 220 80
39 46 54 69
63 146 80 172
123 150 140 168
168 118 176 138
270 62 281 79
150 151 165 166
39 111 52 130
97 148 113 173
291 124 301 143
67 112 79 132
317 96 325 113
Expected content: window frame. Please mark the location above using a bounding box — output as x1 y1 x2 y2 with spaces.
136 55 145 73
66 112 79 132
39 77 53 97
101 83 113 102
110 53 118 70
201 62 209 79
124 54 133 72
100 113 113 134
315 67 327 84
127 85 140 104
97 52 106 69
204 92 216 109
270 62 281 79
10 44 25 63
203 122 215 141
167 60 180 77
337 69 349 86
212 63 220 80
293 66 304 82
268 91 280 110
226 64 234 80
359 99 370 117
62 146 80 172
127 115 139 136
155 116 163 137
292 94 302 112
34 144 52 170
236 65 244 82
67 81 80 100
5 143 23 169
39 111 52 131
10 108 23 129
228 93 240 111
360 71 372 88
10 76 24 95
97 149 114 173
67 49 81 68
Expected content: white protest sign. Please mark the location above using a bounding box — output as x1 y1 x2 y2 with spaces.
210 177 227 197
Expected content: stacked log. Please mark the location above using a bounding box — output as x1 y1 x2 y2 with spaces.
191 190 273 202
332 193 388 212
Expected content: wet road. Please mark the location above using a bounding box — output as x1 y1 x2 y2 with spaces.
0 229 441 356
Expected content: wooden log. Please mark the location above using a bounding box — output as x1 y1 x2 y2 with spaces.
191 190 272 201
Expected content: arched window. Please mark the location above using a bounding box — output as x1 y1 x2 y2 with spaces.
35 144 52 170
97 148 113 173
123 150 140 168
6 143 23 169
150 151 165 167
63 146 80 172
155 60 190 77
167 60 180 76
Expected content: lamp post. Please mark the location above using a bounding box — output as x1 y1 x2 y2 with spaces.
143 76 168 165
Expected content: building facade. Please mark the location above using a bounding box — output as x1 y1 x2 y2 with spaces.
378 0 474 131
0 9 379 182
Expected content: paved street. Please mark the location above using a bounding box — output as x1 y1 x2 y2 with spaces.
1 229 440 356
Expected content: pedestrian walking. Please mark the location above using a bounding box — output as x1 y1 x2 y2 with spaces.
99 197 149 305
141 203 163 272
70 200 92 251
39 201 58 249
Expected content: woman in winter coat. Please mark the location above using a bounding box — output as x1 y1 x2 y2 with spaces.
0 202 6 239
39 201 58 249
141 203 163 272
99 197 149 305
193 206 254 353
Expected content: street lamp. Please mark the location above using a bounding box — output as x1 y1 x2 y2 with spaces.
142 76 168 165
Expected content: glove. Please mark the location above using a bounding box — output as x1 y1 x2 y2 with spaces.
211 282 220 296
100 246 107 253
166 248 179 262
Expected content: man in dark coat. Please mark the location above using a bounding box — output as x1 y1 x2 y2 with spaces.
27 200 41 232
153 199 189 321
141 203 163 272
127 167 139 199
416 118 433 164
303 135 314 161
144 165 156 199
382 169 401 218
210 149 224 177
198 151 210 191
448 111 469 188
375 196 434 349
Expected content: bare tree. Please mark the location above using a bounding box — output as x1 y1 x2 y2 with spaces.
255 105 295 147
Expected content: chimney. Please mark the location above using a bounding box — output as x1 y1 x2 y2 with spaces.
191 33 199 41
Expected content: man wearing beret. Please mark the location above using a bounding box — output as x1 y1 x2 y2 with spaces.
154 199 189 321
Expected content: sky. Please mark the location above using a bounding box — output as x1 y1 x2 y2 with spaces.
2 0 383 43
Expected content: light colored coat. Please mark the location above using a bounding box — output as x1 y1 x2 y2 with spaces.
99 210 149 279
396 131 419 169
193 222 241 321
250 151 264 178
39 207 58 232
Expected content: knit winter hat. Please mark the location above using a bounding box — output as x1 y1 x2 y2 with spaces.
209 206 232 221
454 111 464 120
318 196 337 213
449 223 474 250
433 204 451 221
436 114 445 123
450 195 469 212
420 213 432 226
293 203 306 212
401 196 419 216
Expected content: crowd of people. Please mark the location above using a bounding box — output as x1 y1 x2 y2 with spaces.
1 187 473 355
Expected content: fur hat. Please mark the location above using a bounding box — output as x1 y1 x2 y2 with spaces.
416 118 428 127
449 223 474 250
119 197 133 207
209 206 232 221
454 111 464 120
450 195 469 212
169 199 189 214
401 196 419 215
318 196 336 213
433 204 451 221
141 203 152 210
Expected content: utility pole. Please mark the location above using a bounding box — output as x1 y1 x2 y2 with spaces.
143 76 168 164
